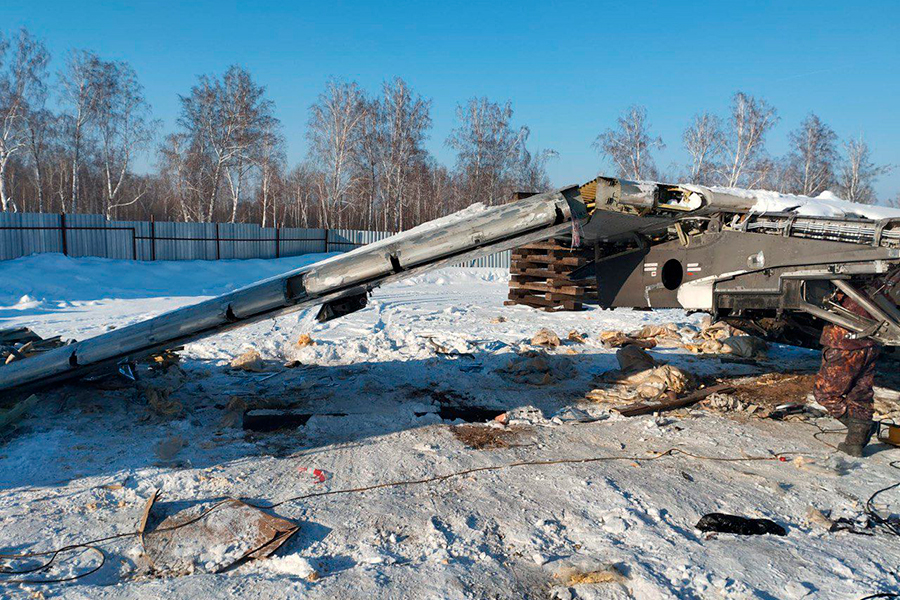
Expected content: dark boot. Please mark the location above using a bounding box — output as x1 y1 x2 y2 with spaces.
837 416 876 457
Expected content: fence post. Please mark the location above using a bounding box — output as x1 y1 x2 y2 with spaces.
324 228 329 253
59 213 68 256
150 216 156 261
275 227 280 259
215 222 221 260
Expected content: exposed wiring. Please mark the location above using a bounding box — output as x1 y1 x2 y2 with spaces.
0 446 796 585
864 459 900 537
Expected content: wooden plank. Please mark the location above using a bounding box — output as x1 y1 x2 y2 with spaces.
510 262 575 274
615 384 734 417
509 281 584 294
510 274 577 286
508 254 586 266
547 292 583 302
516 241 574 251
510 266 560 278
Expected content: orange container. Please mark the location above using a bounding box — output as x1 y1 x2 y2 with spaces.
880 424 900 447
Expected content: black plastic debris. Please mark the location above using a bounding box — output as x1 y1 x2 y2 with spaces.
696 513 787 536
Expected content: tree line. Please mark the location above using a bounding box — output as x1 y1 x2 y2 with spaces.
597 98 893 204
0 27 894 232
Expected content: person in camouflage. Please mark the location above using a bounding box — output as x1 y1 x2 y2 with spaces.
813 293 880 456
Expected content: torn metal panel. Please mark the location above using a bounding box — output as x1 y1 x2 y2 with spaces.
140 494 298 575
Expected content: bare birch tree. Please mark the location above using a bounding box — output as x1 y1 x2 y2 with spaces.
447 97 528 205
784 113 838 196
720 92 778 188
307 80 366 228
377 77 431 230
94 60 157 218
255 118 285 228
0 29 50 211
593 105 664 181
175 66 275 222
23 108 55 212
682 112 723 185
59 50 107 212
836 136 891 204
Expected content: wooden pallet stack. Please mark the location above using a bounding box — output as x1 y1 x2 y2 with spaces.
505 239 597 311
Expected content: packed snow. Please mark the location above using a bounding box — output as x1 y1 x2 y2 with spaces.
711 186 900 220
0 253 898 599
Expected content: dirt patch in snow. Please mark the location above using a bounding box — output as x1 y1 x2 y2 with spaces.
451 424 530 449
726 372 815 410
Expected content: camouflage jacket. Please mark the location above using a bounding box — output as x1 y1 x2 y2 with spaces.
820 292 878 350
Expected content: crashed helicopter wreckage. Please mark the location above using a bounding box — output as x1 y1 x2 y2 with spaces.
4 175 900 396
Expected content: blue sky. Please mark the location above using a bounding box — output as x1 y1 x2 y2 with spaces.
3 0 898 199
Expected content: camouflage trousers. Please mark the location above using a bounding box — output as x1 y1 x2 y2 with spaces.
813 346 880 420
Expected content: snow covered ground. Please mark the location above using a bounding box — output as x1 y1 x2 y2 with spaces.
0 254 899 599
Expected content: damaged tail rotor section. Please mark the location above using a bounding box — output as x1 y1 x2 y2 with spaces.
0 187 585 396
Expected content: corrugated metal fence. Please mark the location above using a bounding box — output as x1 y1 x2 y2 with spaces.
0 212 511 268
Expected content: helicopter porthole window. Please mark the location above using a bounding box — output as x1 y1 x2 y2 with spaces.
662 259 684 290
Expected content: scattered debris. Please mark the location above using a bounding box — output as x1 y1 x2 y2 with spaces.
615 345 659 373
0 394 39 432
140 493 298 576
263 554 319 580
554 563 627 586
146 386 182 417
617 384 734 417
424 335 475 356
695 513 786 536
805 506 834 530
147 349 182 371
297 466 331 484
566 330 586 344
727 373 815 415
721 335 769 359
230 349 266 372
790 455 841 477
531 328 561 348
632 323 683 345
588 347 694 405
769 402 825 420
490 316 507 324
496 351 573 386
599 330 657 349
701 392 758 414
0 327 67 365
295 334 316 347
551 406 609 424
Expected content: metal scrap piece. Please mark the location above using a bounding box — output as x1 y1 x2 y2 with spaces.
140 493 298 575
